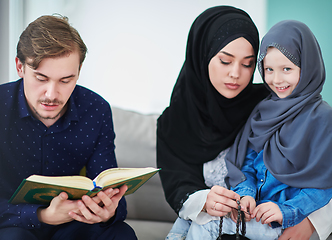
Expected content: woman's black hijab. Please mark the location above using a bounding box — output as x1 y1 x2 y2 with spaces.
157 6 268 165
226 20 332 189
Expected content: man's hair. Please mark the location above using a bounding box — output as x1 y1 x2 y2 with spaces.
17 15 87 69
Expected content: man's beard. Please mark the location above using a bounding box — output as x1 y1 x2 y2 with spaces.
33 99 65 120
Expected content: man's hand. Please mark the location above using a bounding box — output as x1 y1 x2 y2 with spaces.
37 192 79 225
278 217 315 240
252 202 282 225
68 185 127 224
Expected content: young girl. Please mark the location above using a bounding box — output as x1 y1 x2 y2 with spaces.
184 20 332 240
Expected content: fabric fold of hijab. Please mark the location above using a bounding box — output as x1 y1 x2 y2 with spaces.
225 20 332 189
157 6 268 165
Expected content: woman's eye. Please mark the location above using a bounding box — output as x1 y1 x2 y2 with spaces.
265 67 273 72
243 63 253 68
284 67 291 71
220 59 230 65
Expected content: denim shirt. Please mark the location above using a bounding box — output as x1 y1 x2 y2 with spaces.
232 147 332 229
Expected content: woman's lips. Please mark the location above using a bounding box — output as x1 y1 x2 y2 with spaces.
225 83 240 90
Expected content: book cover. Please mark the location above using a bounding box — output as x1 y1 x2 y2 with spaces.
9 167 160 205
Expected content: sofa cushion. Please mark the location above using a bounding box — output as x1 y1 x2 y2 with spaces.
125 219 174 240
111 106 177 222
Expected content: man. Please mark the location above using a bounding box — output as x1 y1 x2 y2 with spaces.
0 15 137 239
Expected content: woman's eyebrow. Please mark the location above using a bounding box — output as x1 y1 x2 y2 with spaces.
220 51 255 59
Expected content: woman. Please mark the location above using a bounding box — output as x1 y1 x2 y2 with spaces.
157 6 332 239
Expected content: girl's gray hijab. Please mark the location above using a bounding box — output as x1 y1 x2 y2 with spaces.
225 20 332 189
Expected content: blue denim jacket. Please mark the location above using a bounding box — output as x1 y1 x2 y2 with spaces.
232 148 332 229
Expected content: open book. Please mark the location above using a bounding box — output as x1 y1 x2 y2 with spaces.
9 167 160 205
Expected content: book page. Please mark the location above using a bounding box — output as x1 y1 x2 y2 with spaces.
27 175 94 190
95 167 158 188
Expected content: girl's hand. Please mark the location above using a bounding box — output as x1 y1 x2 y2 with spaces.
234 196 256 222
252 202 283 225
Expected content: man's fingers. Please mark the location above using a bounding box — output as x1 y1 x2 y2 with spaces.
59 192 68 201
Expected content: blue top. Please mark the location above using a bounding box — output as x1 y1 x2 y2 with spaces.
232 148 332 229
0 79 127 229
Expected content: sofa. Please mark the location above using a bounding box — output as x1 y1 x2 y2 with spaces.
111 106 332 240
111 106 177 240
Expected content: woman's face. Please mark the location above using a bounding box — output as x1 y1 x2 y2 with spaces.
208 37 255 99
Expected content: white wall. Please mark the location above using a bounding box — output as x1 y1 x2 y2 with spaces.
0 0 10 84
7 0 266 114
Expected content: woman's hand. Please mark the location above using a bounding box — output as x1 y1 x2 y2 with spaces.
205 186 240 217
278 217 314 240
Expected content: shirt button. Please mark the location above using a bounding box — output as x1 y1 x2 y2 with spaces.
260 179 264 182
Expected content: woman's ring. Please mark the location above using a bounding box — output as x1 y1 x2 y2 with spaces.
212 202 217 210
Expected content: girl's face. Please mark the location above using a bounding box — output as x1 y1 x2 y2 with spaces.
263 47 300 98
208 37 255 99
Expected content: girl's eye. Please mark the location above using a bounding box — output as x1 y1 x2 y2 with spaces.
284 67 291 72
220 59 230 65
265 67 273 72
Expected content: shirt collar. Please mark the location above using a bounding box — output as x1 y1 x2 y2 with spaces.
18 79 31 119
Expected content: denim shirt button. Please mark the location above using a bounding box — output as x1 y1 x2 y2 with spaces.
260 179 264 182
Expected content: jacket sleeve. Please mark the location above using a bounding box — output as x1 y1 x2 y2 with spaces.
231 148 257 198
276 187 332 229
0 198 43 229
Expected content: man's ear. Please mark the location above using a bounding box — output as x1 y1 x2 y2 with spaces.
15 57 24 78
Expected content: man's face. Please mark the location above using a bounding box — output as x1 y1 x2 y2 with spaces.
16 51 81 127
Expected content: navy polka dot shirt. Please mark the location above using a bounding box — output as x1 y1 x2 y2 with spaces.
0 79 127 229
